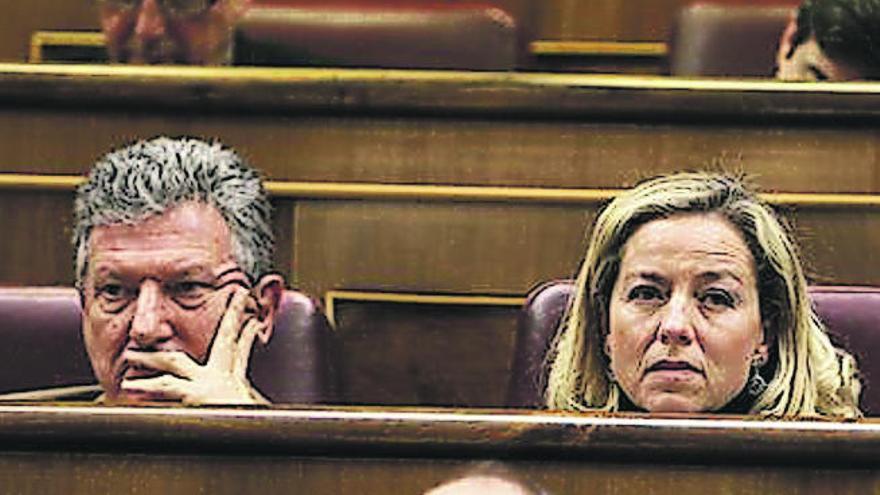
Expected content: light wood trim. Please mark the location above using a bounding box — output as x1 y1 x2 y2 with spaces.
531 40 668 58
0 404 878 463
324 290 525 327
5 173 880 208
0 173 83 191
29 31 105 64
0 384 101 402
3 62 880 95
31 34 669 66
268 181 617 204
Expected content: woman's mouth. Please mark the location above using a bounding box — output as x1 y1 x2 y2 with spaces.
646 360 703 375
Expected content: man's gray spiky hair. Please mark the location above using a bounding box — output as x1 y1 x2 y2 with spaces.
73 136 274 287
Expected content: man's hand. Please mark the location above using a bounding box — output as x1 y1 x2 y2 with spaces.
121 287 269 406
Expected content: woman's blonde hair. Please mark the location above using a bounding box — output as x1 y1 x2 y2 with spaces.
544 172 861 418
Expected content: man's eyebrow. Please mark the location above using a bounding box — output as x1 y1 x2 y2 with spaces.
216 267 245 279
214 267 252 289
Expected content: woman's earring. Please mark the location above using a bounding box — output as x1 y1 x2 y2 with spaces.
748 355 768 397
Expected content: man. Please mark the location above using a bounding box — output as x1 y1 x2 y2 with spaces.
95 0 251 64
777 0 880 80
424 463 549 495
72 136 283 405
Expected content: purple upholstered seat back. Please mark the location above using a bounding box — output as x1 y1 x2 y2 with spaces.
234 4 522 70
0 287 338 404
668 4 793 77
507 281 880 416
0 287 94 393
810 287 880 416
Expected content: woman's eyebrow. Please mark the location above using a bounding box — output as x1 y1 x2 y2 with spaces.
636 272 665 284
620 271 666 286
698 269 745 285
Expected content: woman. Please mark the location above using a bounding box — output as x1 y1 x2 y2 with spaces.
545 172 861 418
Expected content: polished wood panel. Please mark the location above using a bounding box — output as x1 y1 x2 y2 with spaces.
293 201 591 297
0 191 75 286
0 406 878 494
333 300 520 406
3 113 880 192
538 0 689 41
537 0 801 42
0 2 96 62
2 67 880 193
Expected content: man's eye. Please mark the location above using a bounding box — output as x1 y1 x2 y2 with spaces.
95 284 133 313
97 284 128 300
627 285 664 302
700 289 736 309
167 281 214 308
168 281 212 298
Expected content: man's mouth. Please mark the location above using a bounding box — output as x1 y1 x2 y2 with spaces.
122 364 162 380
646 360 703 374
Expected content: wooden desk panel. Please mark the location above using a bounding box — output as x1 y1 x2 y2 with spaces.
1 95 880 194
4 452 878 494
0 406 877 494
293 200 591 297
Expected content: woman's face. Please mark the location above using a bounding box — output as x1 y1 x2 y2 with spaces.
606 213 767 412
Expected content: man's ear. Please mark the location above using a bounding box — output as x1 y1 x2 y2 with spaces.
253 273 284 344
777 15 798 63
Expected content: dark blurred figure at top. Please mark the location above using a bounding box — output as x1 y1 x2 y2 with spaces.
95 0 251 65
777 0 880 80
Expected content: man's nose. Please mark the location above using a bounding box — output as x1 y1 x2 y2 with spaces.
129 280 172 347
134 0 168 40
658 294 696 346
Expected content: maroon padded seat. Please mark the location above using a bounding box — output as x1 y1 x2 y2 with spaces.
668 4 793 77
0 287 338 404
508 281 880 416
234 4 521 70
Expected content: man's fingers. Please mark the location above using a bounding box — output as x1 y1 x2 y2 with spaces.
234 318 264 378
210 287 251 365
121 374 188 400
126 350 200 379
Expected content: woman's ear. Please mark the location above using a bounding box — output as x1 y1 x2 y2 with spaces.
754 342 770 366
253 273 284 344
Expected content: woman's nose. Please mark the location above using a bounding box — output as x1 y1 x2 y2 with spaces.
658 295 696 345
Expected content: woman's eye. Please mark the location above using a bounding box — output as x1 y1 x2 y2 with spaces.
700 289 736 309
627 285 663 302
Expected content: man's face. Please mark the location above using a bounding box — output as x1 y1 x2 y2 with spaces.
98 0 249 65
81 201 251 403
